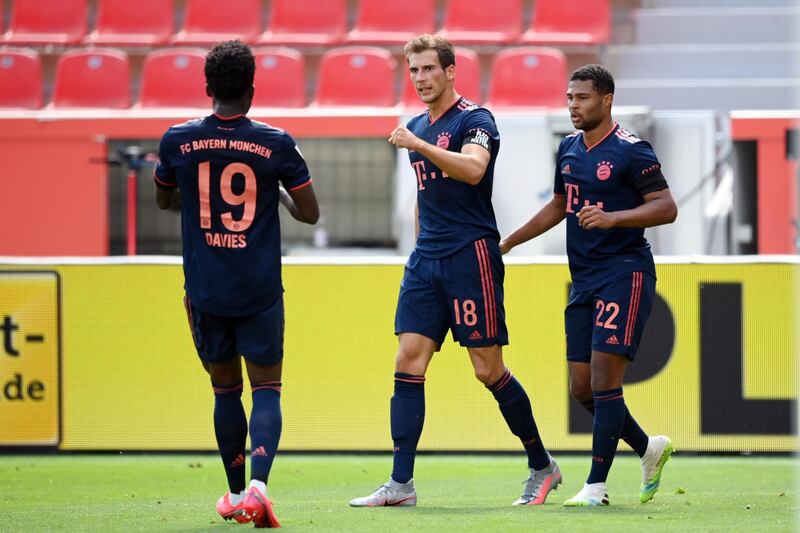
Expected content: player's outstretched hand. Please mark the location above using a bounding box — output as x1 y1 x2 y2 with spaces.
499 240 511 255
388 126 421 151
577 205 616 230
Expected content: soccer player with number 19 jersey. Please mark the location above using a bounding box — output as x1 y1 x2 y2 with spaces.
154 40 319 527
501 65 678 507
350 35 560 509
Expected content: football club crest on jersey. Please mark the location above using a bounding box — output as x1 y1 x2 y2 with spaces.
596 161 614 181
436 132 451 149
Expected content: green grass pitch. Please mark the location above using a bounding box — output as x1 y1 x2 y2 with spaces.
1 454 796 531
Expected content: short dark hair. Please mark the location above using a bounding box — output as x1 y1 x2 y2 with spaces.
403 34 455 70
570 64 615 95
204 40 255 102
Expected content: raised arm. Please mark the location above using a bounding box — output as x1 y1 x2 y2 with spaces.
388 125 490 185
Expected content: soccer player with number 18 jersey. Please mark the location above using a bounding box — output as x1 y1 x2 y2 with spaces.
154 40 319 527
501 64 678 507
350 35 560 509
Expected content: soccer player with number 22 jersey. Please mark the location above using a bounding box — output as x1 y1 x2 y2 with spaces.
501 64 678 507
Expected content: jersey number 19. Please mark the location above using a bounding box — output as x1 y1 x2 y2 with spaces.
198 161 256 232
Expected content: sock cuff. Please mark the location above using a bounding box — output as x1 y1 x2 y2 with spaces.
212 381 244 396
593 387 623 402
394 372 425 385
487 368 512 392
252 381 282 394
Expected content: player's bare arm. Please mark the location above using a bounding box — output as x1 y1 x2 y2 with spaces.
388 125 490 185
499 195 567 254
577 188 677 230
279 185 320 224
154 185 179 210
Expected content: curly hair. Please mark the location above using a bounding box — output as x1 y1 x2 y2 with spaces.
204 40 255 102
570 64 615 95
403 34 455 70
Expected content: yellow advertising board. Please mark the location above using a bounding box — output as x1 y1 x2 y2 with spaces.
0 260 796 453
0 271 60 446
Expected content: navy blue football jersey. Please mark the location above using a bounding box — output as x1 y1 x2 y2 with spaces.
408 97 501 258
554 123 668 291
154 113 311 316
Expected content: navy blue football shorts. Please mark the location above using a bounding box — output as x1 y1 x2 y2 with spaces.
565 271 655 362
183 294 284 365
395 238 508 348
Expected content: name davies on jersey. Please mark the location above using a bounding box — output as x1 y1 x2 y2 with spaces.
205 232 247 249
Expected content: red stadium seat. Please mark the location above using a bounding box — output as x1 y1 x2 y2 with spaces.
347 0 435 45
87 0 173 46
521 0 610 45
252 47 305 108
259 0 346 45
402 48 481 109
486 47 567 108
0 48 41 108
172 0 261 44
53 48 130 109
4 0 86 44
439 0 521 44
139 49 209 108
314 47 396 107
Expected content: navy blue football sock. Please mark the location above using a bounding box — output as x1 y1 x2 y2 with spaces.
579 399 648 457
390 373 425 484
249 381 283 484
621 406 649 457
488 369 550 470
587 388 626 484
212 381 248 493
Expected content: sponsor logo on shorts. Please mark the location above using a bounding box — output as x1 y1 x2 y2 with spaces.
606 335 619 345
469 330 483 340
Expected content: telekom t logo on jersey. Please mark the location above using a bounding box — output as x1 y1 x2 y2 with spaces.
565 183 604 214
412 160 449 190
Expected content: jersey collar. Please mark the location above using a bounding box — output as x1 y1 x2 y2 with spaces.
583 122 618 152
212 113 246 121
428 95 463 125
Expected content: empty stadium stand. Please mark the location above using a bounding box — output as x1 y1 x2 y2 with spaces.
252 47 306 107
347 0 435 45
0 47 41 108
486 47 567 108
86 0 173 46
313 46 397 106
52 48 130 108
139 48 208 107
3 0 86 44
258 0 347 45
172 0 261 44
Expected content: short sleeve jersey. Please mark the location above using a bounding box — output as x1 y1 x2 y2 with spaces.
554 123 668 291
154 114 311 316
407 97 501 258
